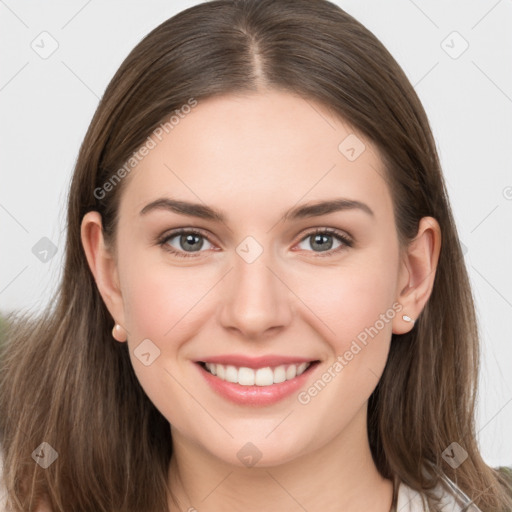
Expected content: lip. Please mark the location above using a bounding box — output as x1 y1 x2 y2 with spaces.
194 358 321 407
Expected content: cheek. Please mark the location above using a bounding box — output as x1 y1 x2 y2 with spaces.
117 249 217 420
288 245 400 414
291 247 399 348
122 268 190 339
289 264 398 440
118 241 216 340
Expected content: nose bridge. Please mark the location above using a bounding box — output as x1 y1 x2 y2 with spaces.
218 235 292 337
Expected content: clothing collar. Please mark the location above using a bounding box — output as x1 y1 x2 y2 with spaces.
396 477 483 511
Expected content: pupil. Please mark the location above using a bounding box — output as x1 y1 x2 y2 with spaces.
181 234 202 251
312 234 332 251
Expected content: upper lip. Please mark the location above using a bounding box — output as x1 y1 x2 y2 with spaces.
196 355 319 369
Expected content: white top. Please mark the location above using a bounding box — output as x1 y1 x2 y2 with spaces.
396 479 482 511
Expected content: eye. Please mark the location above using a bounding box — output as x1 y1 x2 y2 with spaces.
157 227 353 259
158 229 215 258
295 228 353 256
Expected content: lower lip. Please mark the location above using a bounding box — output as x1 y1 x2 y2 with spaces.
195 361 320 406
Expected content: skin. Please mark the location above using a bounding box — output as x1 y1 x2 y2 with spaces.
81 90 441 512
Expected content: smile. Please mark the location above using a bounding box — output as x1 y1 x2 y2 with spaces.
195 357 320 406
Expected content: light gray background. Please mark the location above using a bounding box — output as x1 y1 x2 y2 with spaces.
0 0 511 466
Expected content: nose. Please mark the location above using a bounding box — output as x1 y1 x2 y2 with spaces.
218 247 293 340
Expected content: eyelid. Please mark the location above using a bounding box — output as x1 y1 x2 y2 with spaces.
297 227 352 243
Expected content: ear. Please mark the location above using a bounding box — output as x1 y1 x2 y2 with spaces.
392 216 441 334
80 211 127 338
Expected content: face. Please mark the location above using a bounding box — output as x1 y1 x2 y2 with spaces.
101 90 409 467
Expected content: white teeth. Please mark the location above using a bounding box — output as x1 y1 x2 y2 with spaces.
238 367 255 386
273 365 287 384
205 362 216 375
225 365 238 383
286 365 297 380
202 362 313 386
216 364 225 380
255 367 274 386
297 362 309 375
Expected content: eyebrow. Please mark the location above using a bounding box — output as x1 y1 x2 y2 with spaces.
139 197 374 222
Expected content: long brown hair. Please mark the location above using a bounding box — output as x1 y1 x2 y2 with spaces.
1 1 510 510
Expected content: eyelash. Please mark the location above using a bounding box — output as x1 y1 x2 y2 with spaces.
157 227 353 259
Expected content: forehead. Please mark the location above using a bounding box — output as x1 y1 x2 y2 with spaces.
118 90 392 223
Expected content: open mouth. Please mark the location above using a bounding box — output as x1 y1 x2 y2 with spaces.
197 360 320 387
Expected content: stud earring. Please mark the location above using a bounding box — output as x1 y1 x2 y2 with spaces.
112 323 127 342
402 314 414 323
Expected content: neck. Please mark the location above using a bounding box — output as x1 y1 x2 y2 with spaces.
166 405 393 512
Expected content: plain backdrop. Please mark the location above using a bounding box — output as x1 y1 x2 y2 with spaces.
0 0 511 466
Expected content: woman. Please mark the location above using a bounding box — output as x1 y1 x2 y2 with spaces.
0 0 511 510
